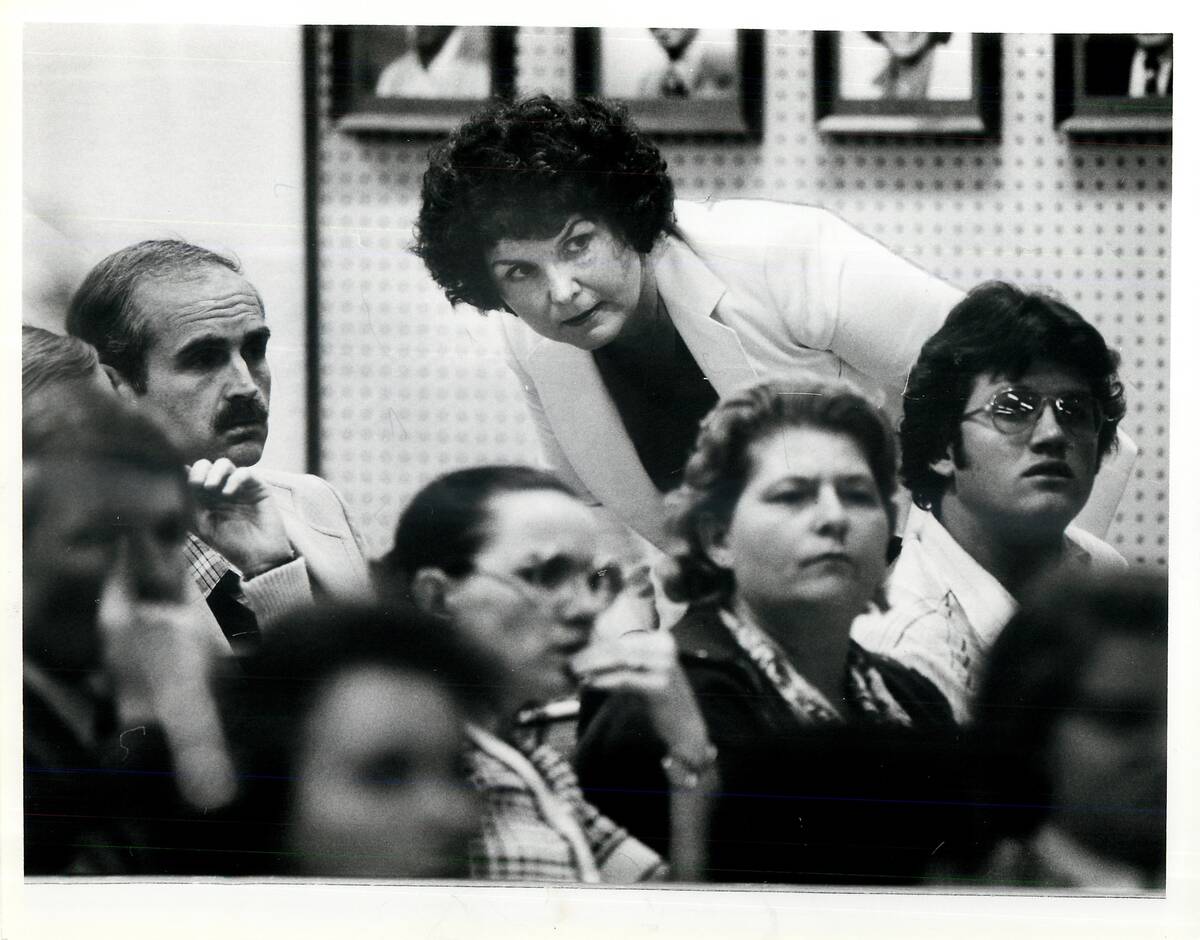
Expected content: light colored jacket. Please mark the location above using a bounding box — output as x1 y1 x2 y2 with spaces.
500 199 962 549
186 468 372 651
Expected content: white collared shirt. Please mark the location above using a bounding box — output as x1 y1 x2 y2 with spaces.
852 507 1126 724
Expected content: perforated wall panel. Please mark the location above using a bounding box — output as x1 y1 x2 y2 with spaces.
315 30 1169 568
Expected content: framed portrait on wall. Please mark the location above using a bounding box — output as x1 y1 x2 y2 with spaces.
573 28 763 140
330 25 515 134
813 32 1001 137
1054 34 1172 135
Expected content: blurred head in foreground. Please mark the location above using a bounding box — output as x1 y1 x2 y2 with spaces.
969 570 1166 888
23 388 190 675
220 603 500 878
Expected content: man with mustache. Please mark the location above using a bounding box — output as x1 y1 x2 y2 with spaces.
852 282 1129 723
68 240 370 650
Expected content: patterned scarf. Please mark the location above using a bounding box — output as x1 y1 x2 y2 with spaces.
719 608 913 727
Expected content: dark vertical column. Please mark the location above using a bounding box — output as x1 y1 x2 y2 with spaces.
302 25 322 476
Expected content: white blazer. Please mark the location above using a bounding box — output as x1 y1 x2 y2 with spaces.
501 198 1137 551
501 200 961 549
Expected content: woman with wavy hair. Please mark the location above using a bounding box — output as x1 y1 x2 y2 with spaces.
574 379 958 883
415 95 959 555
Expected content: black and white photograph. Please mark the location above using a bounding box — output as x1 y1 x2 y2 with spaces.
12 13 1190 940
329 25 515 133
597 28 739 101
814 31 1001 135
574 27 763 138
1055 33 1173 135
837 32 973 101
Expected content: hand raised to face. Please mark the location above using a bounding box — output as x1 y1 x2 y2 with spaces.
98 540 236 811
188 458 294 578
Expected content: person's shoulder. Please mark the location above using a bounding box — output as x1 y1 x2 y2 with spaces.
851 591 951 655
674 198 838 241
256 467 332 497
256 467 354 523
1064 525 1129 572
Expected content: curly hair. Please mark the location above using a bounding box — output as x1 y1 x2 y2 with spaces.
662 379 899 608
900 282 1125 511
414 94 677 312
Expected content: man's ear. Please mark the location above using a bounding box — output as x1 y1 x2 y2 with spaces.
410 567 453 617
103 364 138 403
696 513 734 570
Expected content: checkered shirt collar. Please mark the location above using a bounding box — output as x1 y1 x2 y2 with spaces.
184 533 237 597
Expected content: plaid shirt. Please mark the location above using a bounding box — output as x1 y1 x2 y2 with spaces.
465 725 665 883
184 534 235 598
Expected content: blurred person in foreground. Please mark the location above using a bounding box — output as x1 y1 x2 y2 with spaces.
24 390 234 873
215 604 491 878
377 465 715 882
575 379 961 884
22 324 115 400
943 571 1167 892
67 239 370 654
854 282 1130 723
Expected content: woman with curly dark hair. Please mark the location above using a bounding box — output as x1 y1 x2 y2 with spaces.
415 95 960 554
574 379 959 884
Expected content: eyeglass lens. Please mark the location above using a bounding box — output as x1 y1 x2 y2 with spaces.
991 387 1100 436
513 557 625 601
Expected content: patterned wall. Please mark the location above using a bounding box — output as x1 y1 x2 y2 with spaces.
314 29 1170 568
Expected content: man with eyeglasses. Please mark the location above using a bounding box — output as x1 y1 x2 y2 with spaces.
852 282 1128 723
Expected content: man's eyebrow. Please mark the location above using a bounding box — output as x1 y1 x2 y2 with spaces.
174 334 227 359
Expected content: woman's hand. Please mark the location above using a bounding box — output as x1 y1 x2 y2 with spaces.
570 631 709 758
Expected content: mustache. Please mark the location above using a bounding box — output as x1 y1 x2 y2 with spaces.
214 396 269 432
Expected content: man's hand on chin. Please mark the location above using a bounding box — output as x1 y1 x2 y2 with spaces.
188 457 294 578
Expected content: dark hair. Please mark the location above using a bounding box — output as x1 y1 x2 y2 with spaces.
900 282 1125 511
22 324 101 399
415 94 676 312
66 239 250 392
663 378 898 607
23 387 188 537
217 602 503 874
965 570 1166 851
376 465 579 593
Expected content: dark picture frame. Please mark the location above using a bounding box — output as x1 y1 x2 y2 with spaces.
574 28 763 141
330 25 516 135
1054 34 1172 136
814 32 1001 138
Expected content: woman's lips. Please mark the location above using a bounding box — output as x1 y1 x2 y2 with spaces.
560 305 599 328
801 552 855 570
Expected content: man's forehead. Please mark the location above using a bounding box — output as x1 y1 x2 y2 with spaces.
133 265 265 338
978 361 1089 393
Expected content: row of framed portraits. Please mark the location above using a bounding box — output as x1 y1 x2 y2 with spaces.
330 28 1172 140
